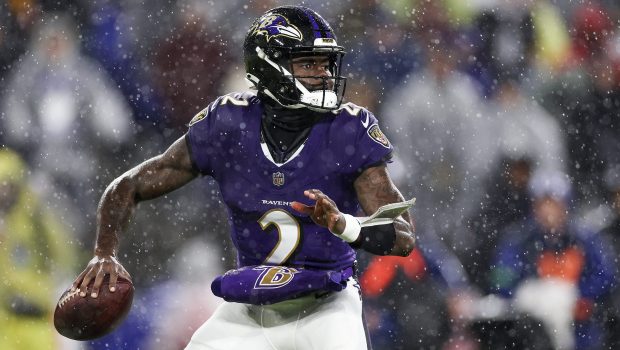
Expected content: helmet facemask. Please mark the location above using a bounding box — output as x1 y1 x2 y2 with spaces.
248 45 346 112
244 6 348 112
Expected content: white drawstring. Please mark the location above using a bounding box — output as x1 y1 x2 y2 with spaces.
259 304 304 350
260 306 280 350
293 310 302 350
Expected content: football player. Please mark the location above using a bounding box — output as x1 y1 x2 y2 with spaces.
72 6 415 350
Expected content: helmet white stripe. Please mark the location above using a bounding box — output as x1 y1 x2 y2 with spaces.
255 46 338 110
255 47 311 95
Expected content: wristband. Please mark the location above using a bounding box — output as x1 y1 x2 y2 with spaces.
338 214 361 243
358 225 397 255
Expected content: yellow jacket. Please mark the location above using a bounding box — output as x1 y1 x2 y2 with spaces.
0 149 75 318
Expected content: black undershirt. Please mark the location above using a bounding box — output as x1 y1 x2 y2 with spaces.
261 100 327 163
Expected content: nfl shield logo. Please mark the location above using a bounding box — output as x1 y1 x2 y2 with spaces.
273 172 285 186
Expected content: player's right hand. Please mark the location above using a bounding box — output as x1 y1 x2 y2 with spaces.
291 189 346 234
71 255 131 299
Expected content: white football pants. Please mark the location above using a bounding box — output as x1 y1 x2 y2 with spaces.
185 279 368 350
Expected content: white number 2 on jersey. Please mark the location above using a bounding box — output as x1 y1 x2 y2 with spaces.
258 209 301 265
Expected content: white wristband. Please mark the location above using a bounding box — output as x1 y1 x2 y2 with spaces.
338 214 361 243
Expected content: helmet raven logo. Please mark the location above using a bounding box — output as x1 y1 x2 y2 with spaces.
251 14 302 42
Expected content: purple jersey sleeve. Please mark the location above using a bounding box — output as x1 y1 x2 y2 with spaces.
185 101 218 176
336 103 393 176
185 92 262 176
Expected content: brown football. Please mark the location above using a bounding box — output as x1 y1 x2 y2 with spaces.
54 276 134 340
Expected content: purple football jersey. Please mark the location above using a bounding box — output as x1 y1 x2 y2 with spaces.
186 91 393 271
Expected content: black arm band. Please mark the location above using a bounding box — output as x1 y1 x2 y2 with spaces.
350 224 397 256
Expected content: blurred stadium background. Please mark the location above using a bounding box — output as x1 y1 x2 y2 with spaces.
1 0 619 349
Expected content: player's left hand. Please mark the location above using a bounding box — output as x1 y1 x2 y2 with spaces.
291 189 346 235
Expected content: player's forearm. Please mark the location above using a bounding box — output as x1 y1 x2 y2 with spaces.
93 159 186 256
94 137 198 256
94 174 140 257
354 166 416 256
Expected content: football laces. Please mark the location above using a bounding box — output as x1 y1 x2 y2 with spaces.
59 289 80 307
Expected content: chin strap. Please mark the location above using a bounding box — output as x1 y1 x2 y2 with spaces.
300 89 338 109
255 47 338 110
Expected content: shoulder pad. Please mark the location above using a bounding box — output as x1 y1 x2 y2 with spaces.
333 102 365 117
333 102 378 131
189 91 258 127
218 91 258 107
189 106 210 126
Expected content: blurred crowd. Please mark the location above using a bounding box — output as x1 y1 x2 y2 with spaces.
0 0 619 349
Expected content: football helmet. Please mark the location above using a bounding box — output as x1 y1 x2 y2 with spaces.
244 6 346 111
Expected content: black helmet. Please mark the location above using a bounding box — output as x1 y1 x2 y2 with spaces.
244 6 346 111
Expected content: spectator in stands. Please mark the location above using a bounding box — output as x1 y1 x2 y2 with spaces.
535 3 620 210
360 239 471 350
0 148 75 350
600 164 620 348
382 22 490 257
564 6 620 207
0 12 134 241
465 155 534 293
468 3 535 98
485 75 566 178
0 0 40 90
342 1 420 94
80 1 163 125
151 1 231 131
490 170 616 350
